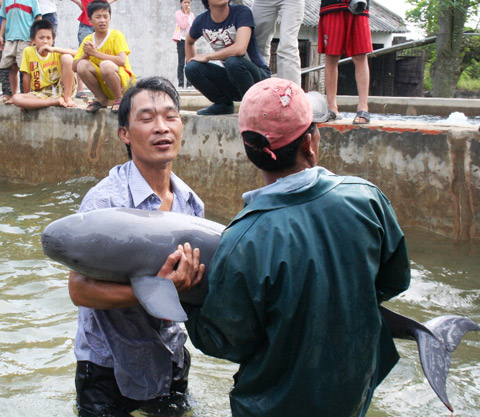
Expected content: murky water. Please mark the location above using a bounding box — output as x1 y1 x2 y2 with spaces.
0 179 479 417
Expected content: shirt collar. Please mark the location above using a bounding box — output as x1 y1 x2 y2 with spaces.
243 166 332 205
127 161 198 211
128 162 161 208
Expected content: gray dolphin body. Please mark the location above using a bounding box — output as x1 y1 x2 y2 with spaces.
41 207 479 412
41 207 225 322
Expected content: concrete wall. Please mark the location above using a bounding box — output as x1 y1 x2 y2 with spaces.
1 102 479 241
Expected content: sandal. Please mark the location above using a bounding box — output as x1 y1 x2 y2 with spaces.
111 99 121 114
0 94 11 103
86 100 106 113
328 110 342 121
75 91 88 99
353 110 370 124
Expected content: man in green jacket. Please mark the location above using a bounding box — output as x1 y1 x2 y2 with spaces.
182 78 411 417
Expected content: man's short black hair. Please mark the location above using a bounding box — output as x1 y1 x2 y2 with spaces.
242 123 316 171
30 19 55 40
87 0 111 19
201 0 231 10
118 77 180 159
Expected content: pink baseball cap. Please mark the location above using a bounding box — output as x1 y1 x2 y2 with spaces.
238 78 313 151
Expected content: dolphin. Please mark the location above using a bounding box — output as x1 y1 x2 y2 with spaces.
41 207 225 322
41 207 479 412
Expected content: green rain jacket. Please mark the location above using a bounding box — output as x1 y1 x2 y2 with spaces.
185 172 410 417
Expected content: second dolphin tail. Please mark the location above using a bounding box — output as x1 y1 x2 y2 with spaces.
380 306 480 412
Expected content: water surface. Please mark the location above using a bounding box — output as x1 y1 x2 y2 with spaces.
0 179 478 417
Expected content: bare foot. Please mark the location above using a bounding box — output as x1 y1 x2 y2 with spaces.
5 97 13 104
64 96 77 108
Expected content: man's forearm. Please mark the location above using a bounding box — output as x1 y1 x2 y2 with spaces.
0 18 6 44
22 73 31 93
68 271 139 309
185 36 196 62
93 51 126 67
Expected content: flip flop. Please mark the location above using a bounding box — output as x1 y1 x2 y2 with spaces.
111 99 121 114
328 110 342 121
86 101 106 113
353 110 370 124
75 91 88 99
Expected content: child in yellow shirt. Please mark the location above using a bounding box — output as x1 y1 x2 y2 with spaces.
12 20 77 110
73 0 135 113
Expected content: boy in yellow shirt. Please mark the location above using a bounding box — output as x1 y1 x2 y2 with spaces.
12 20 77 110
73 0 135 113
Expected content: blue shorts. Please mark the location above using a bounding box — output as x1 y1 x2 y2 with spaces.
42 12 58 31
78 22 94 46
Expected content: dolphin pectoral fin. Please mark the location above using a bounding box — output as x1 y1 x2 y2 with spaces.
130 276 188 322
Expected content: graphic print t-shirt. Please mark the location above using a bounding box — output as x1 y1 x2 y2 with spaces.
189 4 270 73
20 46 62 91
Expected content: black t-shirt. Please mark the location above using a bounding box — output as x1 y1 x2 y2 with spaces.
189 4 270 73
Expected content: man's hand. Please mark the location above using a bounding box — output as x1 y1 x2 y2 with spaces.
83 41 97 57
38 44 54 54
189 54 209 63
158 242 205 292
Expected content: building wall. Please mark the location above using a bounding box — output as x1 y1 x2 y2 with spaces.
55 1 395 90
55 0 209 86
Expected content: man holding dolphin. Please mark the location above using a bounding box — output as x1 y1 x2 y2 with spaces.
68 76 205 416
178 78 411 416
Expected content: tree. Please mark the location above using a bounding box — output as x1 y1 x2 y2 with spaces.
406 0 479 97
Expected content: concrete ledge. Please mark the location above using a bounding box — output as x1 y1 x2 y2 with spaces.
1 102 479 241
180 92 480 117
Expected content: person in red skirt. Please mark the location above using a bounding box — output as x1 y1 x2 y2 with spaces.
319 0 372 124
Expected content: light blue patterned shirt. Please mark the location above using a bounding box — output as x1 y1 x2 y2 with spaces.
74 161 204 400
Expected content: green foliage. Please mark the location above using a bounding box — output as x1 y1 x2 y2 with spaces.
461 29 480 72
406 0 439 36
423 62 433 90
406 0 480 36
457 69 480 90
407 2 480 92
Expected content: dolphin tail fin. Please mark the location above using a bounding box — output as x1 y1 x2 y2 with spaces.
130 275 188 322
415 315 480 412
382 306 480 412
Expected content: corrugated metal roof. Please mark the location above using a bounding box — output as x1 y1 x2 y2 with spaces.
240 0 408 34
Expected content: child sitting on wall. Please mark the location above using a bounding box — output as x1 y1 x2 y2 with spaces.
73 0 135 113
12 20 77 110
0 0 42 104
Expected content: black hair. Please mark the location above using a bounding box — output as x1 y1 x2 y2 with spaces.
118 77 180 159
87 0 111 19
242 123 316 171
201 0 231 10
30 19 55 40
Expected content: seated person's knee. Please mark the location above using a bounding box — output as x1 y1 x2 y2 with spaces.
185 60 200 73
99 60 118 76
224 56 243 68
61 54 74 66
76 59 91 75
